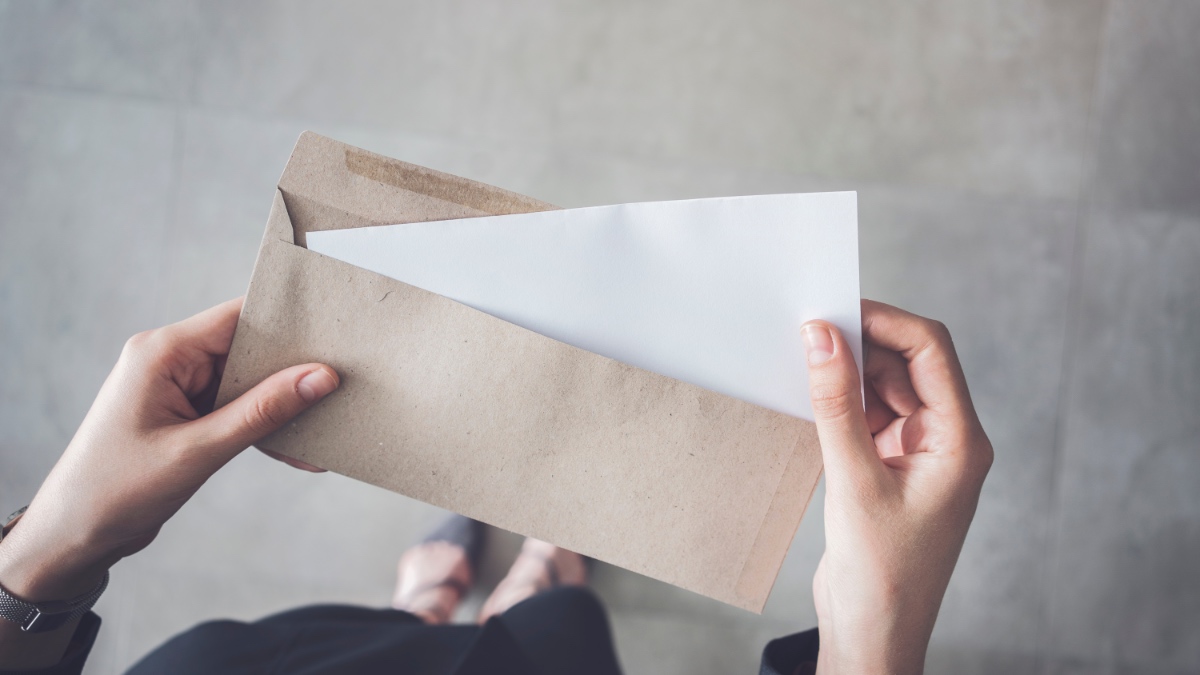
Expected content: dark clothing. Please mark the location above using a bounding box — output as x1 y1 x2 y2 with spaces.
0 613 100 675
760 629 820 675
2 588 818 675
128 587 621 675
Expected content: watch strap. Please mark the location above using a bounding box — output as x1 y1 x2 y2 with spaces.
0 571 109 633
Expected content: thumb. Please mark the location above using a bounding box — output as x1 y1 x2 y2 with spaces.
802 322 877 477
188 364 340 462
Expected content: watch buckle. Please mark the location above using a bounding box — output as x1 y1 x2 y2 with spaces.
21 608 46 632
20 606 72 633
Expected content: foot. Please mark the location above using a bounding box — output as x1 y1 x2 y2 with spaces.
478 538 588 623
392 515 484 624
392 542 471 624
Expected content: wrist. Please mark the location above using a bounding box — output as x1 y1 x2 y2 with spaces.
0 526 105 667
0 559 108 607
0 517 112 605
815 608 929 675
815 634 926 675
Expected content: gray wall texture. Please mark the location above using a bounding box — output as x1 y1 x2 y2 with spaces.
0 1 1197 673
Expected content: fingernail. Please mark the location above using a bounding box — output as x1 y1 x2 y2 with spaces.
802 324 835 365
297 368 338 403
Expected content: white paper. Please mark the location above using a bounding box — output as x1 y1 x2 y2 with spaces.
306 193 860 421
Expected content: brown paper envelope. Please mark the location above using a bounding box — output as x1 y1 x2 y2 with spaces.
216 132 823 612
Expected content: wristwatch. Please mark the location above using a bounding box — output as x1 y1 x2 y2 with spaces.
0 506 25 540
0 506 109 633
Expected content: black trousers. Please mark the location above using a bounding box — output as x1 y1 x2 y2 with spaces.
126 587 623 675
1 588 817 675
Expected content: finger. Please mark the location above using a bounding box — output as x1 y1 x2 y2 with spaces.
873 415 908 459
863 345 921 417
801 321 879 477
161 297 245 357
860 300 973 415
122 300 245 400
258 448 328 473
184 364 339 463
863 380 897 436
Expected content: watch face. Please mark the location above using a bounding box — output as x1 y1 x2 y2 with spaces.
2 506 27 536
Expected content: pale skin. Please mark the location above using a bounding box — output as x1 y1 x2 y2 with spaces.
803 301 992 674
391 537 588 625
0 297 990 673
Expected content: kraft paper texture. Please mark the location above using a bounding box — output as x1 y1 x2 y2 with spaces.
216 132 823 612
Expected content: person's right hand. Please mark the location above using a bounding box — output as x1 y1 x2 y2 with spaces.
801 300 992 675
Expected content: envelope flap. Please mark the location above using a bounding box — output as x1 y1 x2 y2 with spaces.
278 132 555 246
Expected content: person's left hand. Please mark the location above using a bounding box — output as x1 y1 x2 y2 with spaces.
0 298 339 606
